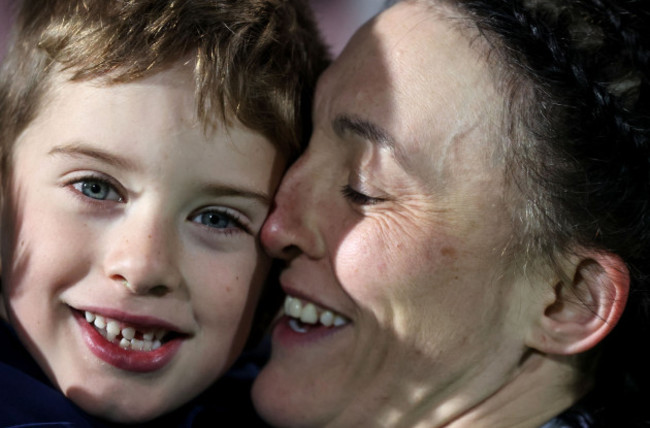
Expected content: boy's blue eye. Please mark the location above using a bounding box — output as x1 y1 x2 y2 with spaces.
73 179 122 201
191 210 245 231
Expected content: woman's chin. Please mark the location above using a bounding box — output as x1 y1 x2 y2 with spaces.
252 366 312 428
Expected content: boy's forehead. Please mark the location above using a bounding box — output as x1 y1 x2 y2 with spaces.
34 62 200 131
48 58 197 96
13 60 280 190
16 61 275 166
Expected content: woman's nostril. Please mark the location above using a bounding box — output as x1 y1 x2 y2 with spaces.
282 245 302 260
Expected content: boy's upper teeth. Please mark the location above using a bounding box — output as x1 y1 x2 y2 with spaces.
84 310 166 351
283 296 348 327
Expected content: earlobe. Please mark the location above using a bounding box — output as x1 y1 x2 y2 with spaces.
526 252 630 355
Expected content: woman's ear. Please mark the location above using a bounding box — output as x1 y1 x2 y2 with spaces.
525 251 630 355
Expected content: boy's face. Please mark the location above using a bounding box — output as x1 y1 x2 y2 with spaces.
0 63 284 422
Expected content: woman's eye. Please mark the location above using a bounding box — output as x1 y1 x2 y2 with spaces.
190 209 248 232
72 179 122 201
341 185 384 206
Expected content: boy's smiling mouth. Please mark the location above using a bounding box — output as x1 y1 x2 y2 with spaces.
83 310 168 352
72 308 187 372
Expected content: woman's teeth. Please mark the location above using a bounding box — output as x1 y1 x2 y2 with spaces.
283 296 348 328
84 311 166 351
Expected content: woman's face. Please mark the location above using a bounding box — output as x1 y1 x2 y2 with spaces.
253 2 542 427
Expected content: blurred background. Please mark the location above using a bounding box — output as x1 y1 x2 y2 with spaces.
0 0 386 62
0 0 11 61
309 0 385 57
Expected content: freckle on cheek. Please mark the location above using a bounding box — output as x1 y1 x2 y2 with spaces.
441 246 457 258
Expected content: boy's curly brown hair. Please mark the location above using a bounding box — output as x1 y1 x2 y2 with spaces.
0 0 329 177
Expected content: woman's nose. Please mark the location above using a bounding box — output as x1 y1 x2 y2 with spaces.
104 212 182 296
261 152 326 261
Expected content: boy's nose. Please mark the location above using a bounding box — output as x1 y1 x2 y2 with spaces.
104 214 182 296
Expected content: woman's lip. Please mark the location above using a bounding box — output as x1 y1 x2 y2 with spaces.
73 309 185 373
272 315 350 348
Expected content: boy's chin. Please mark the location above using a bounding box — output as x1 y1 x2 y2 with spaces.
66 387 178 423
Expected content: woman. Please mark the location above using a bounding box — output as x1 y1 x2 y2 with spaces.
252 0 650 426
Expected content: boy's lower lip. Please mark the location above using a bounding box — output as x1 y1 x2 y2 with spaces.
74 310 184 373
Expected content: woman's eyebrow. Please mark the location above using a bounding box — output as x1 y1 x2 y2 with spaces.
331 114 412 169
48 142 137 171
332 114 395 150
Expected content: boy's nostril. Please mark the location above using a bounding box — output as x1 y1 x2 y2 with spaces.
149 285 170 297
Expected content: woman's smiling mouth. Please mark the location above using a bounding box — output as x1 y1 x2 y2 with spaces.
282 295 349 333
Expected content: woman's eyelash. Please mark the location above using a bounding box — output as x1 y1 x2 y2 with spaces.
341 185 384 206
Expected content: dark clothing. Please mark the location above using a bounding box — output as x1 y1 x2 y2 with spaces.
542 387 650 428
0 319 98 427
0 320 269 427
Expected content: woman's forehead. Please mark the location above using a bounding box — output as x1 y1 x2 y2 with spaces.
314 0 503 176
323 4 497 115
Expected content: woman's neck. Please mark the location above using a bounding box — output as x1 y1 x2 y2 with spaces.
329 351 590 428
439 352 591 428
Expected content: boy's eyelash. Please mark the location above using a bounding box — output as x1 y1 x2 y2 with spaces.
64 175 255 235
340 185 384 206
192 208 253 235
65 174 125 202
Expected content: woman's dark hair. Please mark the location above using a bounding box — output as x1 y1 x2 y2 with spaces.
431 0 649 424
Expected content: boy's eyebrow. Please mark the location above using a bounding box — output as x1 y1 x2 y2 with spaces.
48 143 137 170
49 143 271 204
197 184 271 205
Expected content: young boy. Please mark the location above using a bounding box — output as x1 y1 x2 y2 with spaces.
0 0 327 425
